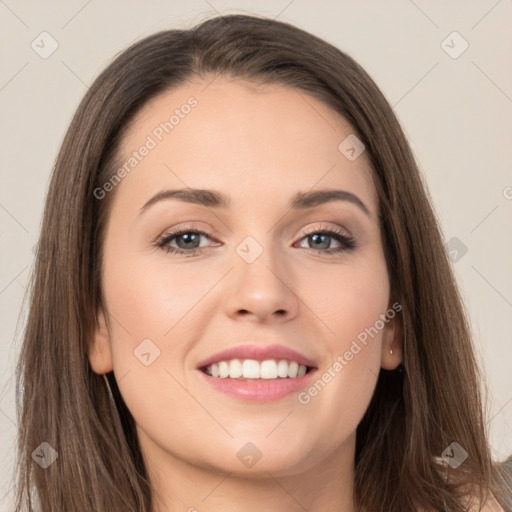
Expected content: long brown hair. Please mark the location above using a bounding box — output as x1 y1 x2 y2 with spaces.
15 13 510 511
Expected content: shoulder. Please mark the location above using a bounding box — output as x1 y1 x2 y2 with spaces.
419 496 504 512
466 490 504 512
443 476 505 512
440 468 505 512
477 498 504 512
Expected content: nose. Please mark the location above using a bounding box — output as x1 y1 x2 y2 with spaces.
224 240 300 324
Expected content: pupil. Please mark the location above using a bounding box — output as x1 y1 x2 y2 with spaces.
311 234 329 250
178 233 199 249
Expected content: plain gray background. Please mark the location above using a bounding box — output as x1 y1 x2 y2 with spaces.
1 1 511 509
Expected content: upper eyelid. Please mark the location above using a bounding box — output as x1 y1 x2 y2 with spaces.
301 223 350 236
160 223 349 237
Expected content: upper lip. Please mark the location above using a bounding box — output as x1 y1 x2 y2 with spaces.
196 344 318 370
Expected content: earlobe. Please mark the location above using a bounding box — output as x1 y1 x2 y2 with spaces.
88 308 114 375
380 302 403 371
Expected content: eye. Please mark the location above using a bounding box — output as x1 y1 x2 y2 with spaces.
295 224 356 255
156 224 356 257
157 226 217 257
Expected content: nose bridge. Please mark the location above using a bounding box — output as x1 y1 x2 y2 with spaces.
224 229 299 321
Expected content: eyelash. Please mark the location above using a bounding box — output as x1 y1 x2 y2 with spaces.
156 224 356 258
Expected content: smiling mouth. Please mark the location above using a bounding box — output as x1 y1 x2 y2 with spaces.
200 358 315 380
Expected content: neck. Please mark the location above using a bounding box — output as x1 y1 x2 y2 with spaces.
143 430 358 512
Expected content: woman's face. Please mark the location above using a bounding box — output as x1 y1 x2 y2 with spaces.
89 76 401 479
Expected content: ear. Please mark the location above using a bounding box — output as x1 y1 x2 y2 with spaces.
88 307 114 375
380 299 403 370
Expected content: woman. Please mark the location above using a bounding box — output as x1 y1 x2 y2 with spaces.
14 13 510 512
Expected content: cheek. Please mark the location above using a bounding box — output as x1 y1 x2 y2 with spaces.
102 253 215 348
100 254 209 433
297 255 388 418
300 253 390 350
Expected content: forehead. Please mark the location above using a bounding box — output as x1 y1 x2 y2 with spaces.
113 76 378 216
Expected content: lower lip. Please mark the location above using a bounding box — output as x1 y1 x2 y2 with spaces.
197 369 317 402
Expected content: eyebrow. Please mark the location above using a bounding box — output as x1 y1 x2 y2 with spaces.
140 188 371 217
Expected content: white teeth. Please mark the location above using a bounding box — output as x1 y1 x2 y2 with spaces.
260 360 277 379
219 361 229 378
277 359 288 378
287 361 299 378
229 359 243 378
242 359 260 379
203 359 310 379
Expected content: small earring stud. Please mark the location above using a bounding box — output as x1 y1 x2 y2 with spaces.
389 349 393 355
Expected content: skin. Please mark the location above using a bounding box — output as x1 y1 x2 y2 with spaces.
89 76 403 512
